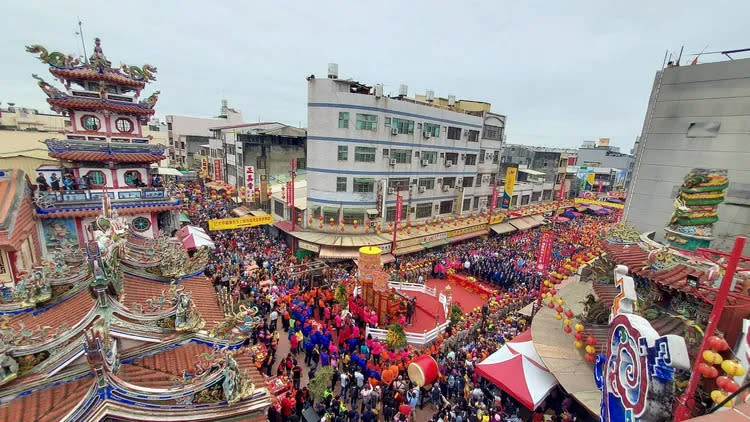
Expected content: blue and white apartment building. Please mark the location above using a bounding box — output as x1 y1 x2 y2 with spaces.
306 66 506 231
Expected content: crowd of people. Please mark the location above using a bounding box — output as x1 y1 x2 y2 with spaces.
180 182 612 422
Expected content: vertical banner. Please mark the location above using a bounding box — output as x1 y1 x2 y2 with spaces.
597 179 603 194
289 181 295 210
395 193 403 223
586 171 595 189
501 165 518 209
536 231 554 272
213 159 222 182
376 180 385 217
244 166 255 191
286 182 292 206
558 177 566 200
201 158 208 177
490 185 499 210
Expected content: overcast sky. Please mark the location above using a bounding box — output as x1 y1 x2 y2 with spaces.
2 1 748 151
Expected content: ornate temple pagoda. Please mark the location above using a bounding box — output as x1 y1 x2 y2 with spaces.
27 38 180 254
0 38 272 422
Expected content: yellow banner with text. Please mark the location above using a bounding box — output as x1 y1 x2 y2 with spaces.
208 215 274 231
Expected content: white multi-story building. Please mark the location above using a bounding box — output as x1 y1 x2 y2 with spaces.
306 66 506 229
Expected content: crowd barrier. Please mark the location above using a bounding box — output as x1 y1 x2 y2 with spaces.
366 320 451 346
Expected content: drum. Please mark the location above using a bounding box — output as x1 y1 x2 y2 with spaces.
407 355 439 386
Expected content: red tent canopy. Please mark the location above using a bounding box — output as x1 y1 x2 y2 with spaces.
476 330 558 410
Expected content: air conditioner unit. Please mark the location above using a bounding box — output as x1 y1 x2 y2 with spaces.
456 178 463 186
445 160 453 167
391 127 399 135
423 131 431 139
442 185 450 192
389 159 397 166
387 187 395 194
420 159 428 167
418 186 426 193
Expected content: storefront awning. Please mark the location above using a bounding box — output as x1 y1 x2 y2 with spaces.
393 244 425 256
231 205 251 217
529 214 546 224
343 208 365 215
322 206 339 213
319 246 361 259
525 215 542 228
509 216 538 231
450 230 488 243
355 253 395 266
518 168 546 176
422 237 450 249
491 222 516 235
155 167 184 176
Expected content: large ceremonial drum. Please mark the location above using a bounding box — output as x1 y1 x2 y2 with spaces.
408 355 439 386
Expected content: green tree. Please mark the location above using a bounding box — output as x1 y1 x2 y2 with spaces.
308 365 334 403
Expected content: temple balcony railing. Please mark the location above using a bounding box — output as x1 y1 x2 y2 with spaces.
35 187 174 206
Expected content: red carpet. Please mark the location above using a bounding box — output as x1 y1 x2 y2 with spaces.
397 277 495 334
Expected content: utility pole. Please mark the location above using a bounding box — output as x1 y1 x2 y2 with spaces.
289 159 296 251
674 236 749 421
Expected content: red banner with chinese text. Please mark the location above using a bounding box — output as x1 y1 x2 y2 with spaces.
536 231 554 272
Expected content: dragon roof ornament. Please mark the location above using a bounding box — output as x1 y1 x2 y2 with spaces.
26 38 157 83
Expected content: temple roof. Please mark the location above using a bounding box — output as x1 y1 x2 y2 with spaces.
43 138 166 164
0 375 94 422
47 151 165 163
8 289 95 338
49 67 146 88
47 95 156 116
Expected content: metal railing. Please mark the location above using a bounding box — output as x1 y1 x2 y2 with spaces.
36 187 169 204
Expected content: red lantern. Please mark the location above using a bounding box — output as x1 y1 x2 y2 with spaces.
574 332 584 341
584 354 596 363
565 309 574 318
550 289 557 296
555 306 564 313
563 326 572 334
716 375 731 390
586 336 597 346
707 335 730 352
725 380 740 394
548 302 555 309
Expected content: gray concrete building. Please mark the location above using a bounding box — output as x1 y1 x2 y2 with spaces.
576 138 636 189
624 57 750 253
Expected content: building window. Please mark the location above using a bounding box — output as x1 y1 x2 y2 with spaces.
445 152 458 165
476 174 483 188
336 177 347 192
131 217 151 232
447 126 461 140
465 154 477 165
123 170 142 187
479 149 486 164
296 157 306 170
337 145 349 161
416 203 432 219
483 125 503 140
420 151 438 164
323 209 339 223
462 198 472 212
385 205 408 222
355 113 377 131
390 149 412 164
392 118 414 134
462 176 474 188
388 178 410 190
439 200 453 214
467 130 479 142
354 146 376 162
87 170 106 187
423 122 440 137
418 178 435 190
521 195 530 205
115 118 133 133
338 112 349 128
81 115 101 131
353 178 375 193
274 200 285 217
473 196 480 209
493 151 500 163
343 211 364 224
442 177 456 188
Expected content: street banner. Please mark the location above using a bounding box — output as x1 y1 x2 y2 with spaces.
201 158 208 177
501 166 518 209
244 166 255 191
208 214 273 231
490 185 499 210
395 194 403 223
286 181 292 207
213 159 222 182
536 231 554 272
586 172 595 188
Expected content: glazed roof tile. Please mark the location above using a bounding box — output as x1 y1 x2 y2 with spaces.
48 97 155 115
49 68 146 88
0 375 93 422
48 151 164 163
121 274 225 329
9 289 94 336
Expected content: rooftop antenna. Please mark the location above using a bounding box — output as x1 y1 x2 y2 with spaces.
676 45 684 66
75 18 88 64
